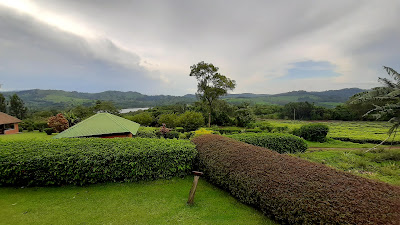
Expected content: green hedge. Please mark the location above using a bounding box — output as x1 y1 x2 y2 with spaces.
192 135 400 224
296 123 329 142
227 133 307 153
0 138 197 186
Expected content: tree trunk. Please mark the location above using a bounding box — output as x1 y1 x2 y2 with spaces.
208 112 211 127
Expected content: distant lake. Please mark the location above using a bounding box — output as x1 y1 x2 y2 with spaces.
120 108 150 113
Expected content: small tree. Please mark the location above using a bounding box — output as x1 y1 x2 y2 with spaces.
47 113 69 133
190 61 236 127
157 113 178 128
9 94 27 119
131 112 154 126
177 111 204 132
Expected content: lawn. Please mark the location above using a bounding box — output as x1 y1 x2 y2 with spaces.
0 130 55 141
293 148 400 186
266 119 400 143
0 176 275 225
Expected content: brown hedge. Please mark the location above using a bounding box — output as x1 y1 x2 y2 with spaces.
192 134 400 225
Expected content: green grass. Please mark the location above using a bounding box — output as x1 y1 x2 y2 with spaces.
265 119 400 143
293 148 400 186
0 177 275 225
0 131 55 141
305 138 376 148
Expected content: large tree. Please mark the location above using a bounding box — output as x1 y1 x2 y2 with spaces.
9 94 27 119
189 61 236 127
0 93 6 113
351 66 400 138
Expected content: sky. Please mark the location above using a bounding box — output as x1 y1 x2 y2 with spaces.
0 0 399 95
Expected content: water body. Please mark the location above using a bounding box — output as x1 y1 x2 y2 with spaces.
120 108 150 114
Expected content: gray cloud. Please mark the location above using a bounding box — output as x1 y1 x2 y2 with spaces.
1 0 400 94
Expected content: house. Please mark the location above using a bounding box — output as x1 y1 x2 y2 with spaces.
53 113 140 139
0 112 21 135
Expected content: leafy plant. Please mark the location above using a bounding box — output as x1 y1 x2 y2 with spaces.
0 138 197 186
297 123 329 142
47 113 69 133
192 134 400 225
227 132 307 153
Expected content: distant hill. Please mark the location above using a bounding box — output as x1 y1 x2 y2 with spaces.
0 88 365 110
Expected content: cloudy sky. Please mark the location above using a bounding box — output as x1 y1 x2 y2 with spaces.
0 0 399 95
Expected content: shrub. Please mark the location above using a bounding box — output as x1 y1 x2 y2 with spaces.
34 121 48 131
192 135 400 225
44 128 54 135
175 127 185 133
176 111 204 132
47 113 69 133
157 113 178 128
0 138 197 186
227 133 307 153
235 108 255 127
130 112 154 126
210 127 243 134
165 131 180 139
192 128 214 139
135 127 158 138
27 126 34 132
298 123 329 142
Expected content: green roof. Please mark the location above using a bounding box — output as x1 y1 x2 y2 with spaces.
54 113 140 139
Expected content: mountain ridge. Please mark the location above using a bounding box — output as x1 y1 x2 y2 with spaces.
0 88 365 110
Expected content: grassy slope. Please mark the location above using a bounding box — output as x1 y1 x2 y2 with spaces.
0 131 55 141
266 119 400 142
0 177 275 225
293 148 400 186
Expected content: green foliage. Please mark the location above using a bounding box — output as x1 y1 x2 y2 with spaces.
175 127 184 133
8 94 27 119
0 138 197 186
27 126 34 132
165 131 180 139
157 113 178 128
189 61 236 127
0 93 6 113
176 111 204 131
135 127 158 138
192 135 400 225
235 108 255 127
296 123 329 142
130 112 154 126
227 132 307 153
92 100 119 115
44 128 54 135
350 66 400 138
210 127 244 134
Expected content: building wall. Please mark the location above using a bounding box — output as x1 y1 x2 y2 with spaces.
4 123 19 135
100 133 133 138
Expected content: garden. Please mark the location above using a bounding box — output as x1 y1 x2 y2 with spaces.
1 119 400 224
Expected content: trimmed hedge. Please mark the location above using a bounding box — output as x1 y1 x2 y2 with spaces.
192 135 400 224
296 123 329 142
227 133 307 153
0 138 197 186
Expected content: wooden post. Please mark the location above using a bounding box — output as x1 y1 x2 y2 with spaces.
187 171 203 205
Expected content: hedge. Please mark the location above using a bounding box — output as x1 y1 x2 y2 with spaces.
296 123 329 142
0 138 197 186
227 133 307 153
192 135 400 225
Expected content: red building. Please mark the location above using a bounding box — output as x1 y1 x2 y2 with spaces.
0 112 21 135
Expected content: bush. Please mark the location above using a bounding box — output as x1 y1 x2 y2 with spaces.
157 113 178 128
34 121 48 131
210 127 244 134
165 131 180 139
130 112 154 126
192 135 400 225
47 113 69 133
227 133 307 153
235 108 255 127
27 126 34 132
44 128 54 135
298 123 329 142
0 138 197 186
176 111 204 132
135 127 157 138
175 127 185 133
